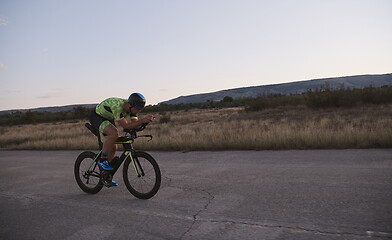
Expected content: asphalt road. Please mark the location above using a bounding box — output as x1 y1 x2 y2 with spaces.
1 150 391 240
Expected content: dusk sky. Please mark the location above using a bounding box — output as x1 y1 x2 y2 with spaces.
0 0 391 111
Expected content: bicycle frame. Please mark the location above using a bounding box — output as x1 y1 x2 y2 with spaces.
76 121 160 198
84 122 152 178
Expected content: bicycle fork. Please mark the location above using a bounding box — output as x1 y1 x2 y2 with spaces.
129 153 144 178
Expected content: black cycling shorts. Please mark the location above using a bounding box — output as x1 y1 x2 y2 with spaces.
89 111 115 133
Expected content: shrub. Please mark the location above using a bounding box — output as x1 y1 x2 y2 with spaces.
159 115 171 124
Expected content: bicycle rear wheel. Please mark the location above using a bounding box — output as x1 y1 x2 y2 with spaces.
123 151 161 199
74 151 103 194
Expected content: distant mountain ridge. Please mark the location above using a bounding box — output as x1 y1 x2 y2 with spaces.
0 104 97 115
160 73 392 105
1 73 391 114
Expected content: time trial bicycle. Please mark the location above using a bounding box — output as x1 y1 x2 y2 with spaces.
74 122 161 199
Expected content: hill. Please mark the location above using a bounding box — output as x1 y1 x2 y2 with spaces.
160 73 392 105
0 104 96 115
1 73 391 114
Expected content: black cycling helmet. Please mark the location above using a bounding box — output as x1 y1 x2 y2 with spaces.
128 93 146 110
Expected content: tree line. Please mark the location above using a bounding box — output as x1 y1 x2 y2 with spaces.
244 85 392 111
0 86 391 126
0 107 92 126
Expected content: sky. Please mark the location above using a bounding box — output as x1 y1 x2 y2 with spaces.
0 0 391 111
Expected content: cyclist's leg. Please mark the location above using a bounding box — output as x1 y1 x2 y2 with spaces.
107 140 118 162
100 122 120 186
90 111 112 162
101 123 119 163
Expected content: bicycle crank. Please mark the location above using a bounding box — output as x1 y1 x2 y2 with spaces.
100 171 113 188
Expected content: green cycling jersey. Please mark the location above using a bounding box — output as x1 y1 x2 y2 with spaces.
95 97 138 133
96 97 138 121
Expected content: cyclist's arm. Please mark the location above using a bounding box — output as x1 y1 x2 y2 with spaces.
116 116 154 129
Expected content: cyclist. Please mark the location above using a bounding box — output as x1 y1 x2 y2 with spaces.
89 93 155 185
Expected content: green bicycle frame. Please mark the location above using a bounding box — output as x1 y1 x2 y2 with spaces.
125 151 142 178
87 147 142 179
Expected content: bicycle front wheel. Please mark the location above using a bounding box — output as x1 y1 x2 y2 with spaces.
74 151 103 194
123 151 161 199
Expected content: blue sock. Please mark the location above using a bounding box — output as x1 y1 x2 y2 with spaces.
101 152 108 161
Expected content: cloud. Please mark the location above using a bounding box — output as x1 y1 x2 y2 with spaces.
42 48 49 53
7 90 22 94
37 93 59 99
0 17 8 26
36 89 63 99
0 62 8 70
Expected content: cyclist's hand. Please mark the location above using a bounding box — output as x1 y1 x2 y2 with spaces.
141 115 155 123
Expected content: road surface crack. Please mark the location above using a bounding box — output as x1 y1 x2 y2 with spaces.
179 189 214 240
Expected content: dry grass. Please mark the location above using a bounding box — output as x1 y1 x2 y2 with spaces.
0 121 96 150
1 105 391 150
